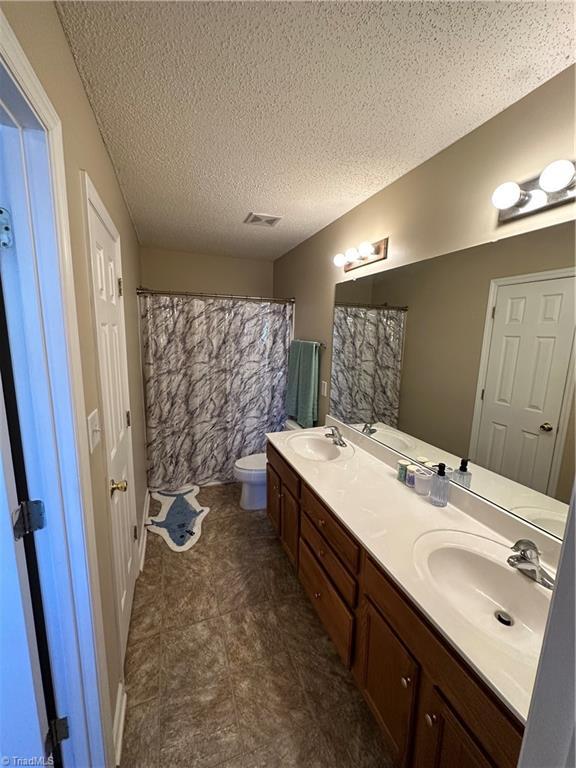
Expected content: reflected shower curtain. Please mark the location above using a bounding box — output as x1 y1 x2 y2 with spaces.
140 294 293 488
330 305 406 427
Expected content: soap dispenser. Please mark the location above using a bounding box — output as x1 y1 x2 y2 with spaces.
453 458 472 489
430 463 450 507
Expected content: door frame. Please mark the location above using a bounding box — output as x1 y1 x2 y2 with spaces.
469 267 575 496
1 11 113 765
82 170 139 661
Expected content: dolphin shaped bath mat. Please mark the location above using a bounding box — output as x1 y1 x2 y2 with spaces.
146 485 209 552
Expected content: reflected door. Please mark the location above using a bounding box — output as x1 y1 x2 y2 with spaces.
476 276 574 493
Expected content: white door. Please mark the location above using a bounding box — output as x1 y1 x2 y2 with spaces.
0 378 47 762
476 276 575 492
84 176 138 657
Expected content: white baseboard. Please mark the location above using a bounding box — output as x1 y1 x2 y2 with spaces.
112 681 127 767
139 490 150 572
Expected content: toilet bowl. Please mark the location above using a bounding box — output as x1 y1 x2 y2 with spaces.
234 419 302 510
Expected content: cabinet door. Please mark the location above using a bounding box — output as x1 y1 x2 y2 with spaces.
266 463 281 534
413 684 494 768
359 598 419 767
281 486 299 567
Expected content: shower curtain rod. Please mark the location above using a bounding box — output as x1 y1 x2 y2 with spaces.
335 301 408 312
137 287 295 304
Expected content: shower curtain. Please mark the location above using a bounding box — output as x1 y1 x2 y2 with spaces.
330 305 406 427
140 293 293 488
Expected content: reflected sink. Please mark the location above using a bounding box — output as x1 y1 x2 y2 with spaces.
288 433 355 462
413 530 550 656
510 505 567 538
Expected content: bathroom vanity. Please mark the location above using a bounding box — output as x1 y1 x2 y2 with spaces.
266 427 557 768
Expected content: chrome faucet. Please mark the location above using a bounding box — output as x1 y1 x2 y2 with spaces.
325 426 347 447
507 539 555 590
362 422 377 435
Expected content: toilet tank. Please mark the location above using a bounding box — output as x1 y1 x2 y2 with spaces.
283 419 302 431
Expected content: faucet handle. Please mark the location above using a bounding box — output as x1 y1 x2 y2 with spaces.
511 539 540 558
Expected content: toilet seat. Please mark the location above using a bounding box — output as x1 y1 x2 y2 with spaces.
235 453 266 472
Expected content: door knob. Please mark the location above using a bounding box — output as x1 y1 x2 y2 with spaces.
110 478 128 495
539 423 554 433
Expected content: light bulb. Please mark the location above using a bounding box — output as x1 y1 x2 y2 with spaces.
333 253 346 267
358 241 374 258
539 159 576 193
491 181 523 210
345 247 358 263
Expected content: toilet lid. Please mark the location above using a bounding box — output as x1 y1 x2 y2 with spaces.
235 453 266 471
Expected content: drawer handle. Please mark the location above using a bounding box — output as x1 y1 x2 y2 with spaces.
400 676 412 688
318 518 326 528
313 591 321 600
424 713 437 728
318 548 326 557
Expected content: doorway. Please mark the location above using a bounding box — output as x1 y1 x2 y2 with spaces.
470 269 575 495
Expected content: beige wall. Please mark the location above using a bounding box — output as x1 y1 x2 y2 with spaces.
2 1 147 716
367 224 574 503
273 67 576 424
141 246 274 296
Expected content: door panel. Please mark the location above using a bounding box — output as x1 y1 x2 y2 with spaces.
280 486 299 567
266 463 281 533
477 276 574 492
87 185 138 657
359 598 419 766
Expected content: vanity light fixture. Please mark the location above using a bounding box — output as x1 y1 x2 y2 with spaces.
332 238 388 271
491 159 576 223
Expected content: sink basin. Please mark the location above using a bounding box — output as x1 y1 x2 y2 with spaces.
288 433 355 462
413 530 550 656
376 429 416 453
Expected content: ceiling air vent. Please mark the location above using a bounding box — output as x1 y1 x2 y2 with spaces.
243 212 282 227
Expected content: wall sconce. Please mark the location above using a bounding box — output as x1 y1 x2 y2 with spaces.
333 238 388 271
491 159 575 223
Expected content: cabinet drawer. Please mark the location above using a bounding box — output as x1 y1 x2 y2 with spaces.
266 442 300 498
301 484 360 574
298 539 354 667
301 512 357 607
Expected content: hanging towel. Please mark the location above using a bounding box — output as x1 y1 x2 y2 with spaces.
285 340 320 428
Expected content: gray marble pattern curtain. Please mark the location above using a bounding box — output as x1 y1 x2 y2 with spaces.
140 294 293 488
330 305 406 427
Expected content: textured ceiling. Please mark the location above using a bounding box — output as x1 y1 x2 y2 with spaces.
57 1 574 261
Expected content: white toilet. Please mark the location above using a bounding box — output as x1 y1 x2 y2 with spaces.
234 419 302 510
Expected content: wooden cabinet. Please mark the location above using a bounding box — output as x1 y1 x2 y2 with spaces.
299 539 354 667
267 443 301 568
280 486 299 567
413 679 495 768
358 598 420 767
266 463 281 534
265 441 523 768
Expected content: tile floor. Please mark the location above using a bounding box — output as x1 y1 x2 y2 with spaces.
121 483 393 768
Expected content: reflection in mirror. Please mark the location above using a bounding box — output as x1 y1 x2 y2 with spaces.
330 223 575 539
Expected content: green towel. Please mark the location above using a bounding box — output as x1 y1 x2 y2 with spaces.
285 340 319 428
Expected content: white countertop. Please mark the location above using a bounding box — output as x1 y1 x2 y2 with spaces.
267 426 555 723
352 421 568 538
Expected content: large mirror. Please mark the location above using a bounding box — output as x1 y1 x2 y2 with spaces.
330 222 574 539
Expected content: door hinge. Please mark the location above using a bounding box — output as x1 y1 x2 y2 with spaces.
126 409 131 427
13 499 45 540
46 716 69 756
491 306 496 319
133 524 138 541
0 206 14 248
481 388 485 401
118 276 123 297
